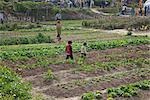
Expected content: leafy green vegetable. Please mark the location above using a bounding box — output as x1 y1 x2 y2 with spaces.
0 66 31 99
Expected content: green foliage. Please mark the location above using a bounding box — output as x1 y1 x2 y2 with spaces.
36 33 46 43
107 86 138 98
0 33 53 45
0 66 31 99
14 1 49 12
77 57 149 72
0 23 42 31
0 1 13 12
81 91 102 100
0 23 17 31
107 80 150 98
78 64 95 72
43 69 55 81
133 80 150 90
81 80 150 99
0 37 149 61
82 17 150 31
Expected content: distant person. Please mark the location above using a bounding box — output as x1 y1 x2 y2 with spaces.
131 7 135 16
80 42 87 58
0 19 4 24
90 0 94 8
55 12 62 20
66 41 73 60
0 13 4 24
68 0 73 8
87 0 91 8
80 0 85 8
144 6 147 16
56 20 62 42
121 4 127 15
102 1 105 8
139 8 143 16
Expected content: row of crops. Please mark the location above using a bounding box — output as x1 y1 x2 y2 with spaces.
82 80 150 100
0 37 149 61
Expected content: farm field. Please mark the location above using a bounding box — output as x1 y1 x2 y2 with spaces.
0 20 150 100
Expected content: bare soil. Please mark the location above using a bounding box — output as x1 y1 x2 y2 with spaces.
3 45 150 99
43 71 150 98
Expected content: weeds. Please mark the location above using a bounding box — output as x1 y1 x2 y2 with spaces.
43 69 55 81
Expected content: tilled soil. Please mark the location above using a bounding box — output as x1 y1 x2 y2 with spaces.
7 45 149 77
43 69 150 98
21 45 149 88
3 45 150 99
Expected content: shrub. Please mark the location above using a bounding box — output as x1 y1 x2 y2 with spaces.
0 23 42 31
43 69 55 81
0 66 31 99
81 91 102 100
0 33 53 46
36 33 46 43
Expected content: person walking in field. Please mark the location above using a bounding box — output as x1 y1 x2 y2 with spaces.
56 20 62 42
66 41 73 60
81 42 87 58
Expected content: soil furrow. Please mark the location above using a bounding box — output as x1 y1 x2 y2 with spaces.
42 68 150 98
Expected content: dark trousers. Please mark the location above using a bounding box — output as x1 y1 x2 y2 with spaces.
57 34 61 41
66 55 73 60
81 2 84 8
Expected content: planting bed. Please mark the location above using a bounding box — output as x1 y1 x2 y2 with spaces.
2 44 150 100
0 20 150 100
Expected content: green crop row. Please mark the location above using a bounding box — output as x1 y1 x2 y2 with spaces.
77 58 150 72
0 37 149 61
107 80 150 98
57 68 150 90
81 80 150 100
0 66 31 100
0 33 53 46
